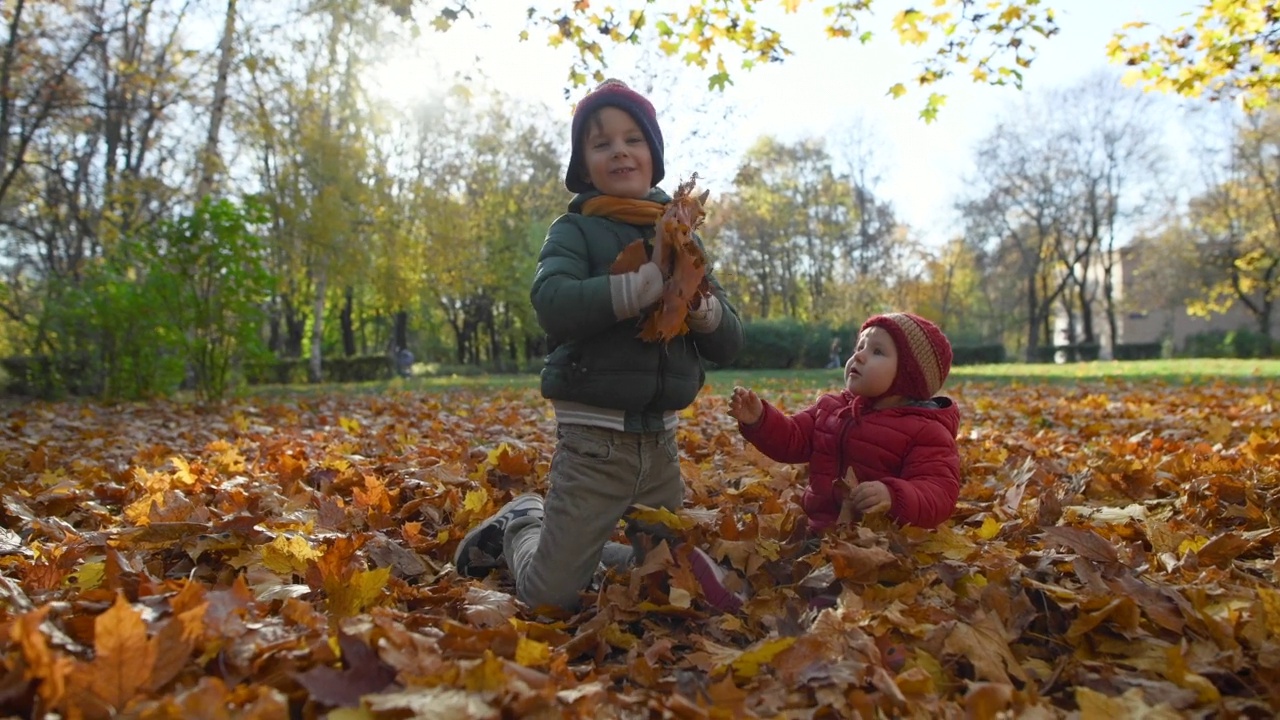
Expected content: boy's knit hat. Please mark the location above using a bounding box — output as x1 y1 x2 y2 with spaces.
565 79 665 193
861 312 953 400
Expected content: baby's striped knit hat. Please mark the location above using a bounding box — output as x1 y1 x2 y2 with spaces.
861 312 953 400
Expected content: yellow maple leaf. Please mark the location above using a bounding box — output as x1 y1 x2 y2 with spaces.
1163 645 1221 702
916 524 976 561
123 494 161 526
1077 686 1182 718
1178 536 1209 556
626 505 695 531
325 567 390 618
463 651 507 693
169 456 196 487
71 561 105 592
260 534 322 575
463 488 489 516
1259 588 1280 640
602 623 640 650
205 440 245 474
977 516 1003 540
515 637 550 668
725 637 796 678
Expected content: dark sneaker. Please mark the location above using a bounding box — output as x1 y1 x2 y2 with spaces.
685 546 746 613
453 494 544 578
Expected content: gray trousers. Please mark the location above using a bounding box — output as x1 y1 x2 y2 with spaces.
504 424 683 611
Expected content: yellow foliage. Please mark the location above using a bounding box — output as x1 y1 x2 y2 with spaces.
260 534 322 575
724 636 796 678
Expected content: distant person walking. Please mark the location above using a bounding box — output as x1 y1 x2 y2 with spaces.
395 347 413 378
825 337 843 369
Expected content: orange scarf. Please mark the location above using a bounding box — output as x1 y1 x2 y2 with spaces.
581 196 664 226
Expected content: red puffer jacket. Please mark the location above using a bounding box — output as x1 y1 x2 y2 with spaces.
739 391 961 531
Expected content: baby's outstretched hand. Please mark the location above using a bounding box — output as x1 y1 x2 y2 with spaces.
728 386 763 426
848 479 892 515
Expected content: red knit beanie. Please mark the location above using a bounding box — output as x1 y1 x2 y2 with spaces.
861 312 953 400
565 79 665 194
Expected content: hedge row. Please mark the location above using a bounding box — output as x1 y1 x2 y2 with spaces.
729 319 1006 369
0 355 100 398
24 325 1268 397
245 355 396 385
0 353 402 397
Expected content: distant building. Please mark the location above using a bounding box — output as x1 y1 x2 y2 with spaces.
1052 244 1280 359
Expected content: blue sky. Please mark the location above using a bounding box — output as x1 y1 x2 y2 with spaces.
372 2 1201 245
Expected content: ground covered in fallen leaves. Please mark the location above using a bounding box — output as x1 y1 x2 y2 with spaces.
0 377 1277 719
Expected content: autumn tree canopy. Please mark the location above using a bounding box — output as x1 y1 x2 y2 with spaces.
399 1 1280 119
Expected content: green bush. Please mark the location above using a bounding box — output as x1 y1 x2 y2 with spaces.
0 354 98 398
1068 343 1101 362
1028 346 1058 364
245 356 396 384
245 358 309 385
952 344 1006 365
1225 329 1274 358
1181 329 1275 358
147 197 276 401
1113 342 1163 360
732 316 860 366
39 256 186 400
324 355 395 383
731 319 809 369
1181 330 1227 358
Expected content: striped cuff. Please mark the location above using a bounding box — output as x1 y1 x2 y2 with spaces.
685 294 722 333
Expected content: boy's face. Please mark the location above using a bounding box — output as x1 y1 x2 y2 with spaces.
581 106 653 199
845 326 898 399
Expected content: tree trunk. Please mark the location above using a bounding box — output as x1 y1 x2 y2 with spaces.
283 295 306 358
267 303 281 354
340 285 355 357
1024 274 1038 361
196 0 237 198
309 269 327 382
393 310 408 353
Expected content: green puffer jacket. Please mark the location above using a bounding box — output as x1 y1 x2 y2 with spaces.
532 189 744 431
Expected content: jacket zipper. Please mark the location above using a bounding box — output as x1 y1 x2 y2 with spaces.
835 415 855 500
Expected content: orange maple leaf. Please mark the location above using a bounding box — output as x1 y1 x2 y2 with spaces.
611 175 712 343
87 593 156 712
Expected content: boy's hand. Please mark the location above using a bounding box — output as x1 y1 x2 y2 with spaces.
848 479 891 515
728 386 763 426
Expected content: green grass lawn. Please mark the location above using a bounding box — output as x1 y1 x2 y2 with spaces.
244 357 1280 398
714 357 1280 389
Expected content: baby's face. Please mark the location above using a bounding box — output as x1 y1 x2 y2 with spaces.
845 326 897 398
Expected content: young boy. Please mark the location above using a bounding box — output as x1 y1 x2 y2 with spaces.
729 312 961 533
453 79 744 612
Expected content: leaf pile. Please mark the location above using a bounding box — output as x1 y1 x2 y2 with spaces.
610 175 711 343
0 378 1277 718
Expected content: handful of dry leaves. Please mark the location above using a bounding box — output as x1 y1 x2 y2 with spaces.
609 176 711 342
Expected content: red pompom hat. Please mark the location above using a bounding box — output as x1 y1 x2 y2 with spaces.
565 79 665 194
861 312 953 400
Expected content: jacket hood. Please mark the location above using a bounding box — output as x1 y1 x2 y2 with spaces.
840 391 960 438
